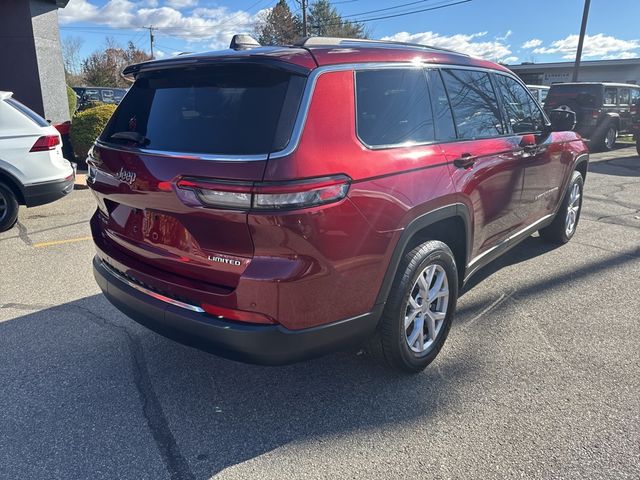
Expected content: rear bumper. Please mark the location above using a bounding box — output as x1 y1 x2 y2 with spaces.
93 256 380 365
23 175 74 207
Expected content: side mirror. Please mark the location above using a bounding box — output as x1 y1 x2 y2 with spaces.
548 106 576 132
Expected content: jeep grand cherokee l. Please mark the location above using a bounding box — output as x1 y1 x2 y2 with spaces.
545 82 640 151
88 36 588 372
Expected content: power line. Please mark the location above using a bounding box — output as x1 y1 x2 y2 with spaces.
313 0 471 27
339 0 437 20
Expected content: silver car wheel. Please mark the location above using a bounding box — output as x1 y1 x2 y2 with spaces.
605 127 617 150
404 264 449 354
565 182 581 236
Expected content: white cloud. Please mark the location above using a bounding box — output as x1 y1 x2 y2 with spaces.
59 0 260 49
382 31 513 62
164 0 197 8
532 33 640 60
502 56 519 64
522 38 542 49
496 30 512 41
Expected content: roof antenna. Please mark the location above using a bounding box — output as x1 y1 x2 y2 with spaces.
229 34 261 51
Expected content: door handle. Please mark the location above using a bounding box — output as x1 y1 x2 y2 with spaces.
453 153 477 169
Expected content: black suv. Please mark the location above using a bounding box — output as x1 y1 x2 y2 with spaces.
545 82 640 151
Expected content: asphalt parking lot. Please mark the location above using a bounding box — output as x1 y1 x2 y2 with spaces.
1 146 639 479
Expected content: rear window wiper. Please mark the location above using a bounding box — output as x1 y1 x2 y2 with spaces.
109 131 150 146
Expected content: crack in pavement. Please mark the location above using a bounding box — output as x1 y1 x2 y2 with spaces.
65 304 195 480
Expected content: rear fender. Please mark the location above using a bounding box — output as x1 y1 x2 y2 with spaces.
374 203 471 306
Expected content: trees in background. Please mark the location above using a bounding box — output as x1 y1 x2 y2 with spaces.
308 0 367 38
62 38 150 88
255 0 367 46
63 1 366 86
256 0 301 46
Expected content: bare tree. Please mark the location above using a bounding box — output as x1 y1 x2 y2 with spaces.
62 36 84 85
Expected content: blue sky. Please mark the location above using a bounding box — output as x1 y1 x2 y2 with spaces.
59 0 640 65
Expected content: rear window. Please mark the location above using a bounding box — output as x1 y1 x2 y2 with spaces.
101 64 306 155
355 68 435 147
546 84 603 108
5 98 49 127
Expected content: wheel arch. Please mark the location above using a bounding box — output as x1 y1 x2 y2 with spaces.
0 168 25 205
375 203 471 306
574 153 589 181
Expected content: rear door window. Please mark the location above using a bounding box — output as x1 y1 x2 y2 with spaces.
102 64 306 155
618 88 630 105
441 69 504 139
604 87 617 105
355 68 434 147
427 69 457 141
496 75 545 133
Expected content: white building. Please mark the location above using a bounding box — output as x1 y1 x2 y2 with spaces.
508 58 640 86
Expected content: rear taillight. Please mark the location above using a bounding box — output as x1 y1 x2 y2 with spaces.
176 175 351 211
30 135 60 152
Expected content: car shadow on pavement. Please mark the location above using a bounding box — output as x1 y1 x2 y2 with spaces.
461 235 560 294
0 294 478 479
588 154 640 177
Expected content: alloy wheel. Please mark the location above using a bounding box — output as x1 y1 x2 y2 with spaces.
404 264 449 354
565 182 581 236
605 127 617 150
0 191 7 222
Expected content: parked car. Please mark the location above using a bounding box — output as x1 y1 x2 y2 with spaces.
527 84 550 106
0 91 75 231
544 82 640 151
632 95 640 156
72 87 128 110
87 36 588 372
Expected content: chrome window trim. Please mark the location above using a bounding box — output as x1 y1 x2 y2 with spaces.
99 61 535 162
101 260 206 313
95 140 269 162
272 61 527 158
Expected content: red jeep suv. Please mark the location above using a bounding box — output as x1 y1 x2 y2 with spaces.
88 37 588 372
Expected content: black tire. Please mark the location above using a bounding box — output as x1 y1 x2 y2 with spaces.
0 182 19 232
367 240 458 373
539 171 584 244
596 123 617 151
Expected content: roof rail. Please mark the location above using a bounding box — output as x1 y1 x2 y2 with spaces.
293 36 468 56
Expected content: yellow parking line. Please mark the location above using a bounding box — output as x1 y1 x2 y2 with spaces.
33 236 93 248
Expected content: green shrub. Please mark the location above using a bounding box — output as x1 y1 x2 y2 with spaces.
70 103 117 161
66 85 77 117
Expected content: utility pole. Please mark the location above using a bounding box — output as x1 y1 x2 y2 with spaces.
147 25 155 59
300 0 308 37
572 0 591 82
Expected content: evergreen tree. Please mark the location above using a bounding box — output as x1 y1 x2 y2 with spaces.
307 0 367 39
256 0 301 45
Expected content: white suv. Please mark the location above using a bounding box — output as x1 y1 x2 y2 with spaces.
0 91 75 231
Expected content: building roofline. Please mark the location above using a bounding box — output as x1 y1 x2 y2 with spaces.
508 58 640 70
